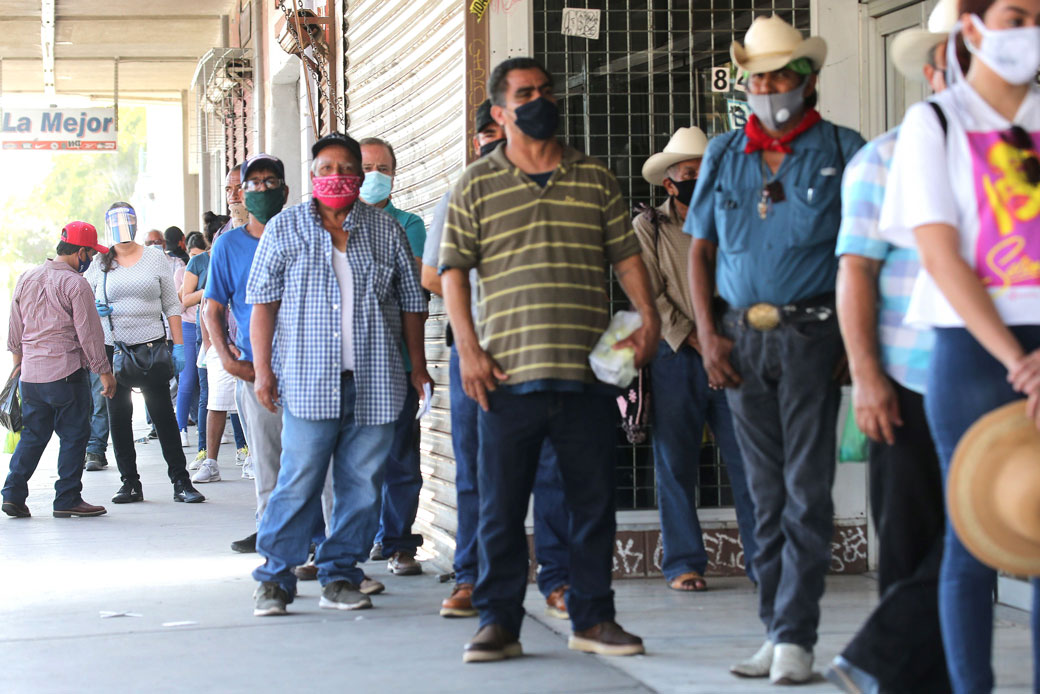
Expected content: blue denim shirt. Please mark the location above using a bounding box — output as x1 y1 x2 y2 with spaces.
685 120 865 307
246 200 427 425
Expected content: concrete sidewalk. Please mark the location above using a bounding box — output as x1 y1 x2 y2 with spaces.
0 422 1033 694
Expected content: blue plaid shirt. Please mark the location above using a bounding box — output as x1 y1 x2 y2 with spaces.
835 128 933 394
246 200 427 424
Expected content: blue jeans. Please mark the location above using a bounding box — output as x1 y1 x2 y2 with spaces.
449 346 570 594
2 371 91 509
196 365 245 453
254 375 394 596
374 372 424 555
474 388 616 635
926 327 1040 694
175 322 199 430
86 371 109 455
649 340 758 582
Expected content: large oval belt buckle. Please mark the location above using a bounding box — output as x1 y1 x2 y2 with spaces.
746 303 781 331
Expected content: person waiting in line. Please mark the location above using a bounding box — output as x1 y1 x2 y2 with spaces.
421 100 573 621
828 2 961 691
880 1 1040 691
442 57 659 663
2 222 116 519
84 202 205 505
687 14 864 684
635 127 758 593
181 198 249 477
247 132 430 616
358 136 428 577
164 226 189 264
173 232 207 448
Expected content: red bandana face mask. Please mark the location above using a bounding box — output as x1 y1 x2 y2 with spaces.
312 174 362 210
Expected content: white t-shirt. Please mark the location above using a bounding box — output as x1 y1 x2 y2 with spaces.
330 247 355 371
881 81 1040 327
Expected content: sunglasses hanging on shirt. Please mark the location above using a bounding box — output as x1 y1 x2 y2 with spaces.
1000 125 1040 186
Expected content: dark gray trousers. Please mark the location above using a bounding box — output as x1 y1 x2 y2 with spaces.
723 314 843 649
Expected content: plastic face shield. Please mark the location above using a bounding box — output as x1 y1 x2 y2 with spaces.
105 207 137 244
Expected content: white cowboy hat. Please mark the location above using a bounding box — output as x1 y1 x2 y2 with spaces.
890 0 958 82
948 400 1040 577
641 127 709 186
730 14 828 75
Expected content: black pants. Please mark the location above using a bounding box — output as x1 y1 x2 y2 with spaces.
842 379 950 694
105 345 188 486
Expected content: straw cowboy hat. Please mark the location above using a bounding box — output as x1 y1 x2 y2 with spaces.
891 0 958 82
641 127 709 186
730 14 828 75
948 400 1040 577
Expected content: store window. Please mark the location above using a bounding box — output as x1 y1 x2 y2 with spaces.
534 0 811 511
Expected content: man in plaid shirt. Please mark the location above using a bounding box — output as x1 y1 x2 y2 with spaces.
246 132 430 616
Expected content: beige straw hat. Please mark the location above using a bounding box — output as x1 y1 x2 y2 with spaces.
948 400 1040 577
891 0 958 82
641 127 709 186
730 14 827 75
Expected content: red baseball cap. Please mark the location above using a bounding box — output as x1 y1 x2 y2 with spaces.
61 221 109 254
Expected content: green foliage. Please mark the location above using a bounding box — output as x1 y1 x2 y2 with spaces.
0 106 147 290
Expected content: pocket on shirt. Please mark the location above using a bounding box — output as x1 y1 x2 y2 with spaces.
714 187 753 254
369 263 395 303
785 174 841 249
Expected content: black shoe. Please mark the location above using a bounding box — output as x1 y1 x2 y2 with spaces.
148 427 158 440
173 479 205 503
231 532 257 553
2 501 31 518
111 481 144 504
84 452 108 471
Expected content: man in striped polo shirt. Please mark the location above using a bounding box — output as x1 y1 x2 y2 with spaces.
441 56 660 663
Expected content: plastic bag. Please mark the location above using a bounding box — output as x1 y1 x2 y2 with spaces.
838 404 869 462
3 430 19 454
0 374 22 433
589 311 642 387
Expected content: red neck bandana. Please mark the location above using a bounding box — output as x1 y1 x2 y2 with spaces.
743 109 822 154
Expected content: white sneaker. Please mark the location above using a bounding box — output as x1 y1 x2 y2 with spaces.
236 446 248 466
222 428 233 444
180 429 190 447
241 457 255 480
730 640 774 678
191 459 221 483
770 643 814 685
188 449 207 471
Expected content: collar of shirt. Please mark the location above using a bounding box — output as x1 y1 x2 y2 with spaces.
485 141 584 180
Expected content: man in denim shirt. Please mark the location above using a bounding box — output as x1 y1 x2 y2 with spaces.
686 15 864 684
246 132 430 616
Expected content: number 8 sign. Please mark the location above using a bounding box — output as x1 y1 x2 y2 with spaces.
710 66 730 93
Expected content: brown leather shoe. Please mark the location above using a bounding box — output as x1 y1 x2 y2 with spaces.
545 584 569 619
463 624 522 663
440 583 478 618
292 563 318 581
53 501 107 518
568 621 645 656
387 551 422 576
2 501 30 518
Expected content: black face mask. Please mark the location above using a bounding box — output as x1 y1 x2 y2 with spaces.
513 97 559 140
479 139 505 158
77 251 92 274
669 177 698 206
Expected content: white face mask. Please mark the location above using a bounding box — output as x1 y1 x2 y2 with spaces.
966 14 1040 86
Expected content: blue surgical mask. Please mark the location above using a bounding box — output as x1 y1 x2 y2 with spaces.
360 171 393 204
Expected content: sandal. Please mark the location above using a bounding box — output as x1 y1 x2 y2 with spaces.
669 571 707 592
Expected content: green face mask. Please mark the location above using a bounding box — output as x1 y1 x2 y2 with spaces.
244 189 285 225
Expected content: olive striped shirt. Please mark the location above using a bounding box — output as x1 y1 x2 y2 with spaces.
440 144 640 387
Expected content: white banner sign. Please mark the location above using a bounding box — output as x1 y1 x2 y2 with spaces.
561 8 601 40
1 107 117 151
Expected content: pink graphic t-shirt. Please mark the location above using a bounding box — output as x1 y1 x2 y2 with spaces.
881 82 1040 327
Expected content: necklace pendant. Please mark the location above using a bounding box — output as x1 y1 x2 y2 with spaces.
757 198 768 220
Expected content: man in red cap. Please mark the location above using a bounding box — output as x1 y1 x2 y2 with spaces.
2 222 117 518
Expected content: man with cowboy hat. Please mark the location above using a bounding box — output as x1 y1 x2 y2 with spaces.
829 2 959 692
635 127 758 594
686 14 864 684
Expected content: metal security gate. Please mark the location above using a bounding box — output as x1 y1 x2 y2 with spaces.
534 0 811 511
342 0 465 220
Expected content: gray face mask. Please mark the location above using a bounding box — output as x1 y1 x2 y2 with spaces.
747 77 809 131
